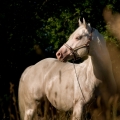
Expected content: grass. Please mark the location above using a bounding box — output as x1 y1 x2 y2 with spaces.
1 82 120 120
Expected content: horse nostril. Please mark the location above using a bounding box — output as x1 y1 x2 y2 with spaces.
56 52 62 59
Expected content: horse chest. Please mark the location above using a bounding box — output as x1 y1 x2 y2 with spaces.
73 64 101 103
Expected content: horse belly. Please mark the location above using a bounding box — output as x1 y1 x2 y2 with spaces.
45 77 74 111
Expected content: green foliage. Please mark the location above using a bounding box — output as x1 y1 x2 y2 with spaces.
35 0 120 52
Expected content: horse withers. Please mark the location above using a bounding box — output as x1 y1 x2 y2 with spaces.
18 18 117 120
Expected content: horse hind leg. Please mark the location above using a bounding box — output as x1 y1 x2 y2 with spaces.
24 109 35 120
36 96 49 120
23 100 39 120
23 100 48 120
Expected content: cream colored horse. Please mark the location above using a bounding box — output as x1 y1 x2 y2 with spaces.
18 18 116 120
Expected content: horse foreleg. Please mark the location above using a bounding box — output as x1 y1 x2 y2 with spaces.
72 102 83 120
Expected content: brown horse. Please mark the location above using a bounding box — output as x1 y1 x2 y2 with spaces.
18 18 116 120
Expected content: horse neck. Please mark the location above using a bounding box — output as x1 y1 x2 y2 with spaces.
91 48 117 95
89 32 116 95
91 51 112 80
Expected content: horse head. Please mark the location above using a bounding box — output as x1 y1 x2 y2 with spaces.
56 18 94 62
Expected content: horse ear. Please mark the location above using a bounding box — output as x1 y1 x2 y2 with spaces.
83 18 86 28
78 18 82 26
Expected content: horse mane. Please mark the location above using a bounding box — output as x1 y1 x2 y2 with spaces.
94 29 106 46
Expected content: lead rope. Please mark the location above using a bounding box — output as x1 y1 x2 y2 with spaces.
73 61 89 120
72 61 86 102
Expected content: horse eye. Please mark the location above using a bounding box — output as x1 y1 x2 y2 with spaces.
76 36 82 40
